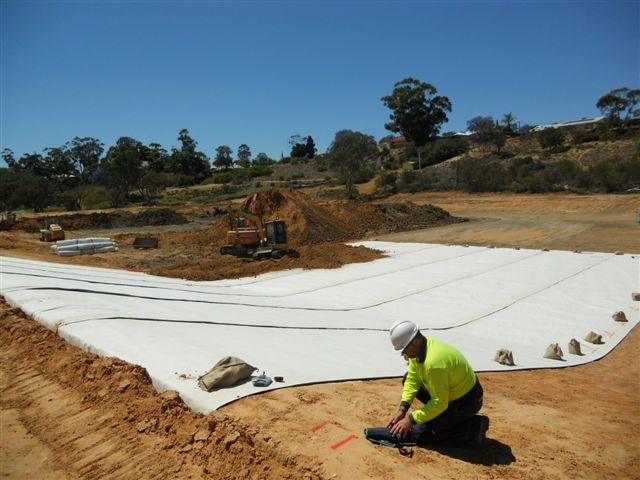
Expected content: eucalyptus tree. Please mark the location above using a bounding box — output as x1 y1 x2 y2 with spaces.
327 131 378 199
597 87 640 121
214 145 234 170
382 77 452 168
237 144 252 168
101 137 146 206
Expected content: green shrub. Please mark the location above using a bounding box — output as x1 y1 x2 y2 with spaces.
163 173 197 187
248 164 274 177
56 189 82 211
587 155 640 192
374 171 397 194
421 137 470 166
403 145 418 164
382 160 398 170
231 171 250 185
571 130 601 144
58 184 120 210
397 169 418 192
210 165 273 185
375 171 397 188
314 157 328 172
211 170 237 184
537 128 566 150
455 157 508 192
220 184 239 195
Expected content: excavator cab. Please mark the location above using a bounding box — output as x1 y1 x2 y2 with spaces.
264 220 287 246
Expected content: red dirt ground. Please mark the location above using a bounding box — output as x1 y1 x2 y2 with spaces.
1 189 639 479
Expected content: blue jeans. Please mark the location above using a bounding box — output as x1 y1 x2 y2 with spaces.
403 373 484 442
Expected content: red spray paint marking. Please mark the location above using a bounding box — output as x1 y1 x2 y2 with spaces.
308 421 341 432
308 421 330 432
330 434 357 450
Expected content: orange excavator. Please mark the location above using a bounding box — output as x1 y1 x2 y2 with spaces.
219 194 298 260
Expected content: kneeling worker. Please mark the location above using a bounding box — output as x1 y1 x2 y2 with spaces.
387 320 489 446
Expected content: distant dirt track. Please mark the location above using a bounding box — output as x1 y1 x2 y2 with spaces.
376 192 640 254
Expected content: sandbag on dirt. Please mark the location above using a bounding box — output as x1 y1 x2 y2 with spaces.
197 356 257 392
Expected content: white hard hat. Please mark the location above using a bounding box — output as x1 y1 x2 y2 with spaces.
389 320 418 351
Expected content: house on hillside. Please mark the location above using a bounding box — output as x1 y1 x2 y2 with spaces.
532 116 606 132
379 135 409 147
449 130 474 137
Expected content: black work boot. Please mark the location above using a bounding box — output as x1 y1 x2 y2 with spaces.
467 415 490 447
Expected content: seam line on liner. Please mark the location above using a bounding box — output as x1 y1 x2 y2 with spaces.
0 244 437 289
58 253 613 330
7 249 541 313
0 244 470 299
0 242 438 288
2 247 546 311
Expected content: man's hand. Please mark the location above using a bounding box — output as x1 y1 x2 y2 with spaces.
389 416 412 438
386 408 406 429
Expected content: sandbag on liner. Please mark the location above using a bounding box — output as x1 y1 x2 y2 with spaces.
198 356 257 392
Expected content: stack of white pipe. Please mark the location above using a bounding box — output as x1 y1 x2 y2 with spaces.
51 237 119 256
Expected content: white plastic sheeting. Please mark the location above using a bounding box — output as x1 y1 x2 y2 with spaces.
1 242 638 413
51 237 119 256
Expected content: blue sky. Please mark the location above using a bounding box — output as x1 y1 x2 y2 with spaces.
1 0 638 165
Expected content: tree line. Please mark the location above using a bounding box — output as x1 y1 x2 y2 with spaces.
0 128 284 211
2 82 638 212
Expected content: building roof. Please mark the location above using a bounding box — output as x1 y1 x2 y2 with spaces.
532 116 605 131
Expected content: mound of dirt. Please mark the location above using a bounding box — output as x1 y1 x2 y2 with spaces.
0 189 464 283
210 188 465 247
149 243 384 281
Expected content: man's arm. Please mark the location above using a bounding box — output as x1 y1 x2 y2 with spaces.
410 368 449 424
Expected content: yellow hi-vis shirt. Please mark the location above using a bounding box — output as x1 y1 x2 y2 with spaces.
401 336 477 424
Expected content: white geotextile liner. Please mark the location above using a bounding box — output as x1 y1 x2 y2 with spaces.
1 242 638 414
